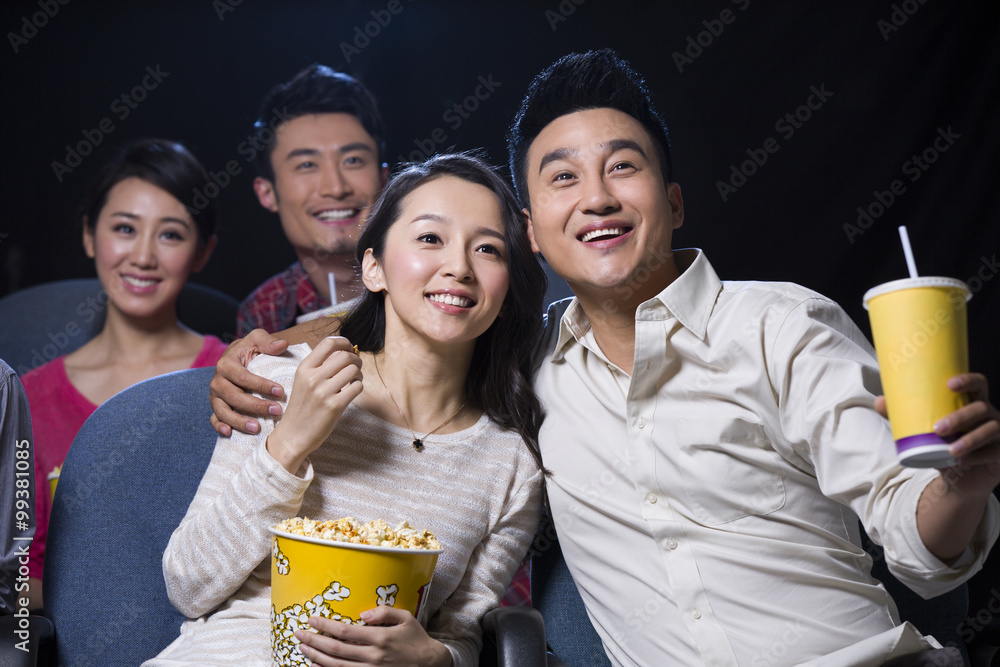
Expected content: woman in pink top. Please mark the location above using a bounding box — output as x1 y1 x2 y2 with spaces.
21 138 227 608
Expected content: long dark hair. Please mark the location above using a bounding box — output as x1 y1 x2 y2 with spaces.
340 152 547 471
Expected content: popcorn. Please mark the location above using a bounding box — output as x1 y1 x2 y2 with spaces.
272 541 290 575
274 516 442 550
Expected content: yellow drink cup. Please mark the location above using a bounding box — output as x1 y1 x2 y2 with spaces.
863 277 971 467
268 526 441 666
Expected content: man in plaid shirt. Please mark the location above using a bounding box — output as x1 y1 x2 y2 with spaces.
236 63 389 336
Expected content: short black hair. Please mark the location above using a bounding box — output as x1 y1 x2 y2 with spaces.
507 49 673 210
80 138 216 245
253 63 387 181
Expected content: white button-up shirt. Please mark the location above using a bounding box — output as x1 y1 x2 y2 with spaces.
533 249 998 666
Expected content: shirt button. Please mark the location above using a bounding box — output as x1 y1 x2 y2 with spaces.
666 538 678 550
691 609 702 620
637 417 646 429
646 493 658 504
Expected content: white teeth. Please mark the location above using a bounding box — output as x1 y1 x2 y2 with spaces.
315 209 357 221
428 294 471 308
122 276 157 287
581 228 625 243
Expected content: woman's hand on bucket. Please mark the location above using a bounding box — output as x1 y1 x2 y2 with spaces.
296 606 452 666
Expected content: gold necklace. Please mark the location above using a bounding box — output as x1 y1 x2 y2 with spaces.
372 354 467 452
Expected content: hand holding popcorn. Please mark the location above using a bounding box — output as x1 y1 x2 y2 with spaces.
266 337 363 474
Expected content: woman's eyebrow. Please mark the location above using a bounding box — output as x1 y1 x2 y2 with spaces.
408 214 505 240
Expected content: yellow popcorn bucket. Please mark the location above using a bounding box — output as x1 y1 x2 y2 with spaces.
268 526 442 666
48 467 60 502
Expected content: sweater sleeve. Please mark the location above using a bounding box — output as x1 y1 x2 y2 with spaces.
162 353 309 618
432 465 543 666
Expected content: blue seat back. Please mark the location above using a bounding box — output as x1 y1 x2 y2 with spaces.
0 279 238 377
531 538 610 666
43 367 218 665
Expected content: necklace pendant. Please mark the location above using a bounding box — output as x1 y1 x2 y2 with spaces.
412 439 424 452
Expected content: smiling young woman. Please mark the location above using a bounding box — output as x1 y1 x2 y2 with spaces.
148 153 548 667
20 138 228 609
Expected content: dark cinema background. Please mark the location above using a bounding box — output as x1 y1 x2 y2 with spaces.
2 0 999 647
1 0 997 393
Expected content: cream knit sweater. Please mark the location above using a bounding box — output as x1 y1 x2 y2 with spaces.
145 343 543 666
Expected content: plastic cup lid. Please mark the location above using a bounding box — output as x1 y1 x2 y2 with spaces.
863 277 971 309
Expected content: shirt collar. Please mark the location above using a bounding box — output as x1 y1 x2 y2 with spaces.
551 248 721 361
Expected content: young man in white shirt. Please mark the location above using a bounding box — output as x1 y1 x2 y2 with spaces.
504 49 999 665
211 50 1000 666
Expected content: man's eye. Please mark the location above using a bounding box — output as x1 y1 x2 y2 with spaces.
296 161 316 169
611 162 634 172
552 172 574 182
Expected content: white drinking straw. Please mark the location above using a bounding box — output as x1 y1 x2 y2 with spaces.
897 226 919 279
327 272 337 306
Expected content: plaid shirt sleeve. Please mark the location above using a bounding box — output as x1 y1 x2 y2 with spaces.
498 559 531 607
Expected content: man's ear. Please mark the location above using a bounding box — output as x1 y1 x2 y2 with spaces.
522 207 541 254
82 219 96 259
191 235 218 273
668 182 684 231
253 177 279 213
379 162 390 187
360 248 384 292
